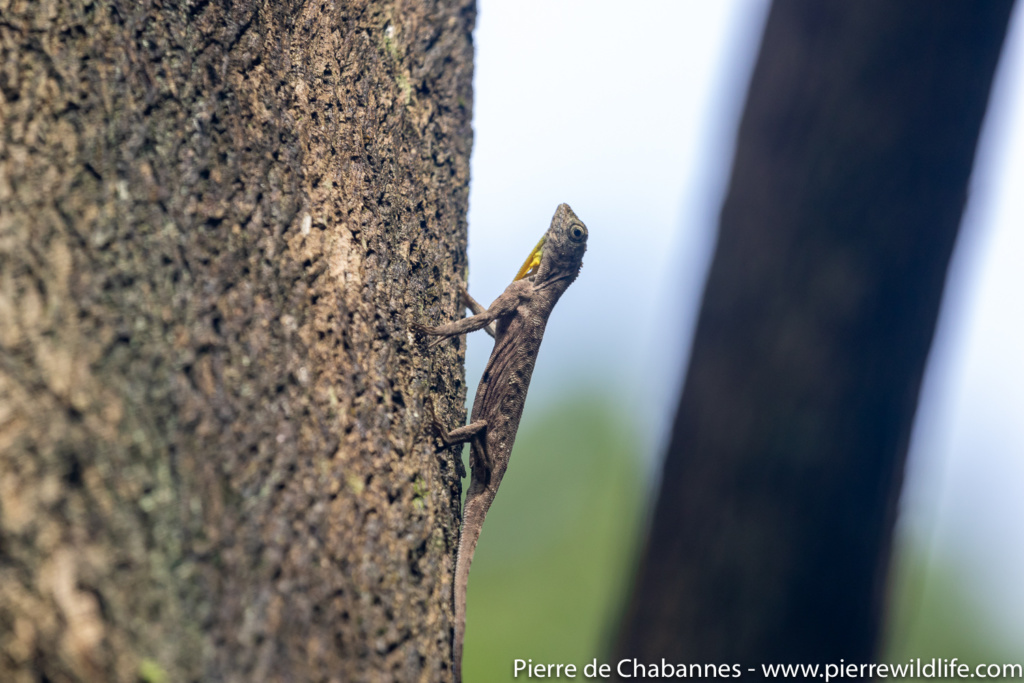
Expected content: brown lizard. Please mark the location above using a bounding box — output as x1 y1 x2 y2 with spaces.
415 203 588 682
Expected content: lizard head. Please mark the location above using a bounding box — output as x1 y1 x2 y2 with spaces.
513 203 588 285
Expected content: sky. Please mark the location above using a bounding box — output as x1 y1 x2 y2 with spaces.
466 0 1024 650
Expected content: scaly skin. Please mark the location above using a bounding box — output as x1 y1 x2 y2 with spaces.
416 203 588 682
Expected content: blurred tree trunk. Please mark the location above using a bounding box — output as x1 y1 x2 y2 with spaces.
0 0 473 681
616 0 1014 675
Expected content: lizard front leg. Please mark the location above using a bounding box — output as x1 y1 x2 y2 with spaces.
460 286 496 339
413 310 497 348
414 281 528 347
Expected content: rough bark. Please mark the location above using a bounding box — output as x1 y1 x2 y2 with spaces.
0 0 474 681
616 0 1014 674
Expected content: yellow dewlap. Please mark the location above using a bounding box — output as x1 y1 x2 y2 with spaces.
513 235 546 281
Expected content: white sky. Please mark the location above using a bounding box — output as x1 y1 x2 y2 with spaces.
467 0 1024 648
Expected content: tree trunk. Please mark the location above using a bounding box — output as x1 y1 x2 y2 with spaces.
0 0 474 681
616 0 1014 674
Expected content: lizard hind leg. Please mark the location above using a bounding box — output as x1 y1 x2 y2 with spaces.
441 421 486 481
423 397 485 446
444 420 486 447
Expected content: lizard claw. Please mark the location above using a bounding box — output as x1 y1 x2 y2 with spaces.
454 451 466 479
423 397 449 445
423 398 466 477
411 322 449 349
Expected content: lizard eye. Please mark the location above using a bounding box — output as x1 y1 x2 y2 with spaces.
568 223 587 243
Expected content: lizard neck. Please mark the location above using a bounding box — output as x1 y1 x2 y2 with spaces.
533 266 578 297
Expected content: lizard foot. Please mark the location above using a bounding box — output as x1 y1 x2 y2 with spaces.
423 397 466 478
423 397 451 445
411 322 450 349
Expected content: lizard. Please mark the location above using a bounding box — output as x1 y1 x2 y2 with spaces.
414 203 588 683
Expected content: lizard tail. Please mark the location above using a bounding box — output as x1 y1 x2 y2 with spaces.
453 481 497 683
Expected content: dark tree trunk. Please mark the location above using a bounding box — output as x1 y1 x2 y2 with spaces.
616 0 1014 675
0 0 473 681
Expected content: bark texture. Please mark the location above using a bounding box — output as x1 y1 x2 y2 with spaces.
0 0 474 681
616 0 1014 673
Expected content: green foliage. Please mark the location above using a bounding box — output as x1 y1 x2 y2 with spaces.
138 658 168 683
884 538 1024 681
456 392 1024 681
462 393 645 681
